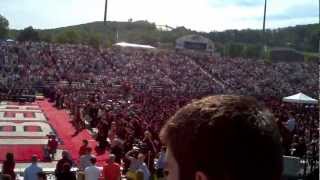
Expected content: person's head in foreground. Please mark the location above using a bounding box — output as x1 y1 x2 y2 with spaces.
160 95 283 180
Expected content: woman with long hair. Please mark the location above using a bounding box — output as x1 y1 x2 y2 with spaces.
1 152 16 180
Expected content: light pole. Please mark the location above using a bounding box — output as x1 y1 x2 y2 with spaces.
263 0 267 33
263 0 268 58
104 0 108 47
104 0 108 24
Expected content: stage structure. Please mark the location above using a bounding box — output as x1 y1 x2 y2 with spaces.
176 35 214 53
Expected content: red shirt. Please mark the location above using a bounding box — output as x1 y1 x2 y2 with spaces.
2 161 16 180
103 162 121 180
79 145 87 156
48 138 58 150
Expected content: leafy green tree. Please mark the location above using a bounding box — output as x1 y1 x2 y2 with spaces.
304 53 319 62
9 21 317 53
88 33 102 49
8 30 18 39
214 43 225 56
54 32 67 44
244 44 263 58
225 43 245 58
160 32 176 43
39 32 53 42
307 30 319 52
104 37 115 48
17 26 40 42
139 31 159 45
0 14 9 39
209 24 318 53
65 30 80 44
54 30 80 44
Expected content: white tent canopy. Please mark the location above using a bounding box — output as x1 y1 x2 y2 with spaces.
282 92 318 104
114 42 155 49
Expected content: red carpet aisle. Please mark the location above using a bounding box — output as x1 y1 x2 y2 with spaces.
37 100 108 165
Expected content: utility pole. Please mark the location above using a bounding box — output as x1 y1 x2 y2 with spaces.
104 0 108 24
263 0 268 58
104 0 108 47
263 0 267 33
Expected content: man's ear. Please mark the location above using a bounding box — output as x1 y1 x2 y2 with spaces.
195 171 208 180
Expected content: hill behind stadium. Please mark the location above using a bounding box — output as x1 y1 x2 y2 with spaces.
9 21 319 54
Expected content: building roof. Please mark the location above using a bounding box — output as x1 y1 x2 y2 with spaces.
114 42 155 49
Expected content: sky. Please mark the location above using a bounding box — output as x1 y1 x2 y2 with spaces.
0 0 318 32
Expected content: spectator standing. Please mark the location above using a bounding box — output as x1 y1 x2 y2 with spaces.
136 153 150 180
57 163 76 180
156 146 166 179
24 155 43 180
295 137 307 158
47 133 58 160
103 154 121 180
79 139 89 156
55 151 73 179
79 147 95 171
1 152 16 180
110 138 123 164
287 113 296 133
141 131 156 174
125 148 140 179
84 157 101 180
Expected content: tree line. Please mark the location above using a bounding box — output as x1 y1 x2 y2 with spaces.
0 14 319 59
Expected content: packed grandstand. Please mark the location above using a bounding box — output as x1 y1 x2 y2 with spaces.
0 41 319 180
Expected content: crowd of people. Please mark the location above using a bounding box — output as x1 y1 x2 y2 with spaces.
0 41 319 179
1 151 121 180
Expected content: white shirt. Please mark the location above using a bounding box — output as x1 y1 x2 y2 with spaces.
84 165 101 180
79 154 94 170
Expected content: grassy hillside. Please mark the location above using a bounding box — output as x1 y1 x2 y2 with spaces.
9 21 319 53
38 21 195 47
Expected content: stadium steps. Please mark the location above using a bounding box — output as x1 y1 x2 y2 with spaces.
189 59 225 89
157 69 178 86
